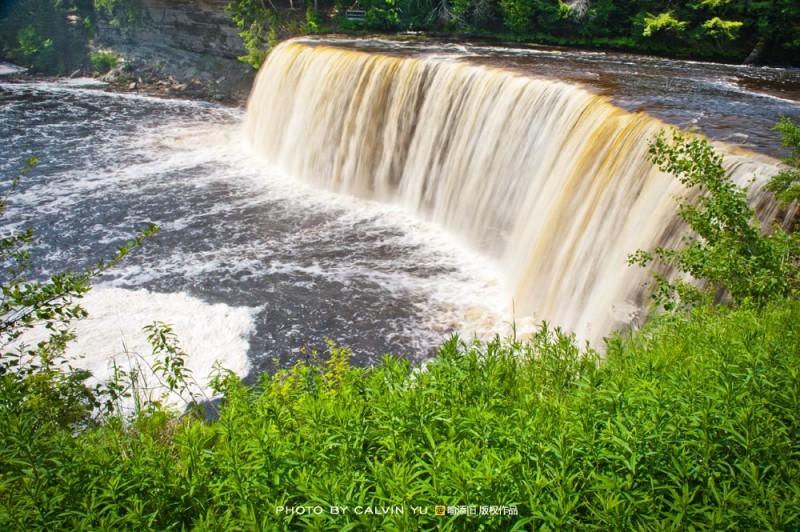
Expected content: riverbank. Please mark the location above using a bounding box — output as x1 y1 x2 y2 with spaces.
0 0 254 106
89 43 254 107
0 57 253 107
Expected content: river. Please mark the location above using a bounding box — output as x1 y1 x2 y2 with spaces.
0 40 798 393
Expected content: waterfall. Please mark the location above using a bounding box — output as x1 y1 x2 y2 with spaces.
244 40 784 343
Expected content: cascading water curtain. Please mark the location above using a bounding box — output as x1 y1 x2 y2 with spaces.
245 41 784 343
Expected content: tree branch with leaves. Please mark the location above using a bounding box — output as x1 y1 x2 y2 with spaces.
1 159 159 428
629 128 800 313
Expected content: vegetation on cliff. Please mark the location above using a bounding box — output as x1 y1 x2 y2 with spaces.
2 0 797 75
0 114 799 528
0 0 133 75
229 0 800 68
766 117 800 208
0 0 94 73
629 125 800 312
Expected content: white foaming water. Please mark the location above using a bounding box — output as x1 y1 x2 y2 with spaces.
709 79 800 105
1 79 514 368
15 287 254 412
114 122 509 343
52 77 109 88
0 63 26 76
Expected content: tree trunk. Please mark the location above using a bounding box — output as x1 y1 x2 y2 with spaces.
745 38 765 65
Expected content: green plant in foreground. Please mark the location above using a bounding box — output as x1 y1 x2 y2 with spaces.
2 302 798 529
629 128 800 311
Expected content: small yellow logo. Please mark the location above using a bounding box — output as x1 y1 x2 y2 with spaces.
435 506 446 516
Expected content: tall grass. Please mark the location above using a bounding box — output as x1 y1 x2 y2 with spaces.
1 300 798 529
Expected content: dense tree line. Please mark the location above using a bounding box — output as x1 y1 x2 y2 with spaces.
230 0 800 67
1 0 798 74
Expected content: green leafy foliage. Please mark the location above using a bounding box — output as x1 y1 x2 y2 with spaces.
0 0 93 74
1 302 799 528
144 321 208 412
1 160 160 430
629 128 800 311
499 0 535 35
225 0 799 65
306 5 323 33
766 117 800 207
700 16 742 50
93 0 142 31
226 0 282 70
0 0 795 68
89 50 119 73
641 11 688 38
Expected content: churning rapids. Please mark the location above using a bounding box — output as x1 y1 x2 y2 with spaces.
1 39 799 391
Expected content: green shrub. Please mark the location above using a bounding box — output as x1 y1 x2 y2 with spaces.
0 0 92 74
305 6 323 33
766 117 800 207
89 50 118 73
227 0 279 70
2 302 799 528
629 129 800 311
94 0 142 32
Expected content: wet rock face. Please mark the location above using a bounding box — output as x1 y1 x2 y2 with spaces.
95 0 253 104
130 0 245 59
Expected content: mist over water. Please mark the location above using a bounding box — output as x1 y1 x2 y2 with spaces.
1 39 798 383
